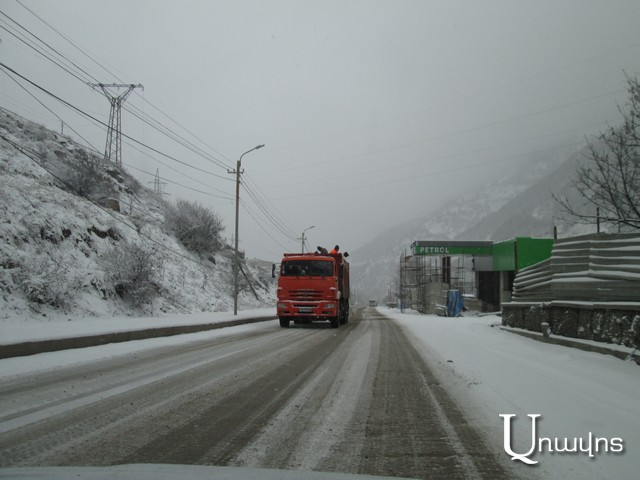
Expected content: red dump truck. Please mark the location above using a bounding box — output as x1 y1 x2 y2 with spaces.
276 251 350 328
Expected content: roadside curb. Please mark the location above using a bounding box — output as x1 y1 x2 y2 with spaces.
500 326 640 364
0 316 277 359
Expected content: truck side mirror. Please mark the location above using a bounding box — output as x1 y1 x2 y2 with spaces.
343 252 349 258
272 264 277 278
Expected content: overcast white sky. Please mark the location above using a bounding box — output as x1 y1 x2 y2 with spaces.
2 0 640 261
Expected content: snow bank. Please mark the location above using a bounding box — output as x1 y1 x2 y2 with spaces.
0 308 275 344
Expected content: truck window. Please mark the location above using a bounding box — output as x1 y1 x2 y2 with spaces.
281 260 333 277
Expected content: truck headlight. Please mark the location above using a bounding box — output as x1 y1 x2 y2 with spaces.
325 303 335 309
277 303 288 309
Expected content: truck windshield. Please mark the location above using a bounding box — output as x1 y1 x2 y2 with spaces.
281 260 333 277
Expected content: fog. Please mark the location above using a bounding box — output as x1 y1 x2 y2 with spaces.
2 0 640 261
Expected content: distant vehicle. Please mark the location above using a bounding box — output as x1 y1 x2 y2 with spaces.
368 299 377 307
277 250 350 328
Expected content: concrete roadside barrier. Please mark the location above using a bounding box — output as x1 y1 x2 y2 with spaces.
501 326 640 364
0 316 277 359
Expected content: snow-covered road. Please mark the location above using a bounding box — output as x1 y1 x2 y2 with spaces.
0 308 511 479
1 307 638 479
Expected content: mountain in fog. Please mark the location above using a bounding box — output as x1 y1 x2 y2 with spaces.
350 143 596 303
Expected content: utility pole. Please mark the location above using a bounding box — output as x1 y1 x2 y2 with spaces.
400 250 406 314
90 83 143 167
298 225 315 253
229 144 265 315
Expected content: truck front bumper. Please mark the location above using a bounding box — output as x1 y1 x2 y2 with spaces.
277 300 337 318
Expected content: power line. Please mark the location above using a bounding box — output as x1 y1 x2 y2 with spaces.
0 21 89 86
122 162 233 201
265 123 604 191
122 140 233 197
258 89 624 179
245 180 295 239
0 74 98 151
2 11 295 253
14 0 121 83
272 141 588 201
241 182 298 241
240 198 291 252
0 102 232 202
122 102 232 171
265 40 640 156
0 133 217 269
5 5 232 174
89 82 143 167
13 1 234 172
3 2 295 249
242 174 298 239
3 7 301 248
3 81 235 210
0 63 233 181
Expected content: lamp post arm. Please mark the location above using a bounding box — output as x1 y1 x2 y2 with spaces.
239 144 265 167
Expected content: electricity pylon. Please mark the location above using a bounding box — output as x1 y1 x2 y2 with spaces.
90 83 143 167
149 168 167 196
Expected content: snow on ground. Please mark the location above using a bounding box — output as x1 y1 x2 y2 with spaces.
385 307 639 480
0 309 276 380
0 108 275 323
0 307 274 344
1 306 638 479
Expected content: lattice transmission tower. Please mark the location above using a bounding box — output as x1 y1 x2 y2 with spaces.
149 168 168 196
90 83 143 167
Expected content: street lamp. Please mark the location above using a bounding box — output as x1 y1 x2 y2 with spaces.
231 144 265 315
300 225 315 253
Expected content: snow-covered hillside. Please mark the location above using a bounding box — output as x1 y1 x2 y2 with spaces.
0 108 275 323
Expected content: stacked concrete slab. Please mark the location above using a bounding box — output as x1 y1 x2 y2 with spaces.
502 233 640 349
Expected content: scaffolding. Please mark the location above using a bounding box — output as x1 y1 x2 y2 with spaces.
400 253 478 314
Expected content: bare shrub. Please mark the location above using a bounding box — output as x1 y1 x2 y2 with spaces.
25 124 50 143
20 249 79 310
101 243 163 307
165 199 224 255
120 168 143 195
37 143 50 163
60 153 116 202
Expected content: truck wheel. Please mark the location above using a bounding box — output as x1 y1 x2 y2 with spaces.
330 316 340 328
279 317 290 328
340 300 349 324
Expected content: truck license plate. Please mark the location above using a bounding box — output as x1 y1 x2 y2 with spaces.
298 307 313 313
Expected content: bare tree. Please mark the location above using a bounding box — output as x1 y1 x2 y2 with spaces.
556 75 640 229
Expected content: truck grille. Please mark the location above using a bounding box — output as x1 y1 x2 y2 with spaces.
289 289 322 300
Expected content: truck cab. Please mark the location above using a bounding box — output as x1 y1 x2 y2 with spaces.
277 252 350 328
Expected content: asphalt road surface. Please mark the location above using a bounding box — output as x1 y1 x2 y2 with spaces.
0 308 515 479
